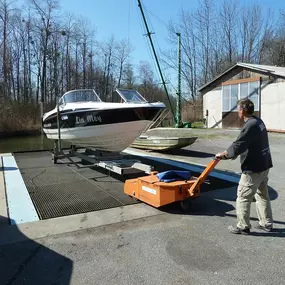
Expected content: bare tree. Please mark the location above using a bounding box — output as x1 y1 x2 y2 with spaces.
194 0 216 84
75 17 95 89
138 60 155 101
98 36 116 100
266 11 285 66
219 0 238 65
178 11 199 100
9 9 23 101
60 14 76 92
0 0 13 101
238 4 276 65
122 63 135 89
247 5 261 62
164 7 207 101
256 9 275 64
114 39 133 88
29 0 60 109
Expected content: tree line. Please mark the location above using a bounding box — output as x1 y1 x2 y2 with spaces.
0 0 170 114
1 0 285 132
166 0 285 101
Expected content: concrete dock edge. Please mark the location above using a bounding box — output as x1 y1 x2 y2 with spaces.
0 156 9 225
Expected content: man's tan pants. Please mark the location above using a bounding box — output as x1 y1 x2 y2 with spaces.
236 169 273 229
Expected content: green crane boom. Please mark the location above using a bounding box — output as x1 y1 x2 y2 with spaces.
137 0 175 123
175 32 182 128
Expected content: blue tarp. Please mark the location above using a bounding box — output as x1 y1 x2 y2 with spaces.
156 170 191 183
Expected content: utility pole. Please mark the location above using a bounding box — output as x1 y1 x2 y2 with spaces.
176 32 182 128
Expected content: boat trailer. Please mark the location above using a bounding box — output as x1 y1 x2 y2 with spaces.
52 140 154 176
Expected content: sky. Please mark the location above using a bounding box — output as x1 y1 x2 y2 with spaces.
59 0 192 73
58 0 285 84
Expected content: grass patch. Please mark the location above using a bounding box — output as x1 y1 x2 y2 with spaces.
190 121 205 128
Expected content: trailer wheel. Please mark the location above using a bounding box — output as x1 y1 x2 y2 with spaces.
180 199 191 212
128 196 139 202
130 193 139 202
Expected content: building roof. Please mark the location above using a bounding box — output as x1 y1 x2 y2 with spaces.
198 62 285 94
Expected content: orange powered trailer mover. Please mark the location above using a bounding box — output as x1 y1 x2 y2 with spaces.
124 159 220 208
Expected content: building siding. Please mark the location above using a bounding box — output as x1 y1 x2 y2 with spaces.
203 89 222 128
261 82 285 131
203 81 285 131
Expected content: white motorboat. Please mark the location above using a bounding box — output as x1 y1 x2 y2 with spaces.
42 88 166 152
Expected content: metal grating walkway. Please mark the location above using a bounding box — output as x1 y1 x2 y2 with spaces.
14 151 138 220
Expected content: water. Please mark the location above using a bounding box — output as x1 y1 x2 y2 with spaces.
0 135 66 153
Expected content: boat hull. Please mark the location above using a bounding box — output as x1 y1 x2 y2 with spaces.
43 120 153 152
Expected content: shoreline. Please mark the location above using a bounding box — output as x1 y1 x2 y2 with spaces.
0 129 41 139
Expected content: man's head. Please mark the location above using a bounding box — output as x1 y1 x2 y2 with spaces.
237 98 254 120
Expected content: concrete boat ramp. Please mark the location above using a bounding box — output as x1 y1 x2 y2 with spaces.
0 149 238 227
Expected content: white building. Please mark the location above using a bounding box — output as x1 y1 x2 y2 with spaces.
199 63 285 132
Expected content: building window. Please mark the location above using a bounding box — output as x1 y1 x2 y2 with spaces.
222 81 259 112
222 85 230 111
231 84 239 111
248 81 259 110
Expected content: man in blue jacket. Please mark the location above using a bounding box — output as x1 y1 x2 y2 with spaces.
216 98 273 235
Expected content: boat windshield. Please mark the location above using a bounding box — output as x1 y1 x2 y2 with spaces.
116 89 148 103
60 89 101 104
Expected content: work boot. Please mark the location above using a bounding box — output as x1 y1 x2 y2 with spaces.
228 225 250 235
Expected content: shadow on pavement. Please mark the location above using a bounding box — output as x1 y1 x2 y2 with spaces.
159 148 214 158
160 195 235 217
250 229 285 238
204 185 278 202
0 216 73 285
1 167 18 171
225 213 285 238
160 184 279 217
